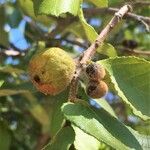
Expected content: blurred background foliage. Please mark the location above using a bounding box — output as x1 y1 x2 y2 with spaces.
0 0 150 150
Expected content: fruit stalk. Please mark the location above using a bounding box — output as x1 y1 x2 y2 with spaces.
69 5 132 102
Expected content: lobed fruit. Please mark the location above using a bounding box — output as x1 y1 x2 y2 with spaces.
29 47 76 95
86 63 106 80
86 80 108 99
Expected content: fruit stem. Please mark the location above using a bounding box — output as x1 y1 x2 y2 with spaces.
69 5 132 102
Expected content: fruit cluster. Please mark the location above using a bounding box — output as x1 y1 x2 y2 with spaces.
28 47 108 98
86 63 108 99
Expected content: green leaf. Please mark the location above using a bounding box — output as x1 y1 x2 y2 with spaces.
87 0 108 7
94 99 150 150
99 56 150 120
62 102 142 150
97 43 117 57
0 89 28 97
0 122 11 150
78 8 97 42
136 123 150 135
43 126 75 150
0 80 4 87
73 125 101 150
0 66 24 75
0 6 8 46
23 92 50 130
94 99 117 118
0 89 50 129
18 0 54 26
49 91 68 137
128 127 150 150
94 99 150 149
78 8 117 57
6 5 22 28
2 82 36 93
62 22 86 39
136 134 150 150
33 0 81 17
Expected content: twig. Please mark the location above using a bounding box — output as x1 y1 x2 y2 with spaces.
46 16 78 38
0 43 27 57
83 7 150 32
45 38 87 49
23 16 46 40
132 50 150 56
62 38 88 49
69 5 132 102
0 49 25 57
133 1 150 7
122 48 150 56
35 133 50 150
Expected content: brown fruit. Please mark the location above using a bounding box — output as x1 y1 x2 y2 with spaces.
86 80 108 99
122 39 138 49
28 47 76 95
86 63 106 80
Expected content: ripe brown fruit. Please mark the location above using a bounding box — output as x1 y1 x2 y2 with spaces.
28 47 76 95
86 63 106 81
86 80 108 99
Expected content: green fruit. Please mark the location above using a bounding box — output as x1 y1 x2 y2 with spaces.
29 47 76 95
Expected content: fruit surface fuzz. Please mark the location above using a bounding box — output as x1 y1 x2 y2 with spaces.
86 63 106 80
29 47 76 95
86 80 108 99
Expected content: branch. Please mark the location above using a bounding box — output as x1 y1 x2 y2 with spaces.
35 133 50 150
62 38 88 49
69 5 132 102
84 7 150 32
46 16 78 38
0 43 27 57
45 38 87 49
132 1 150 7
0 49 25 57
122 48 150 56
